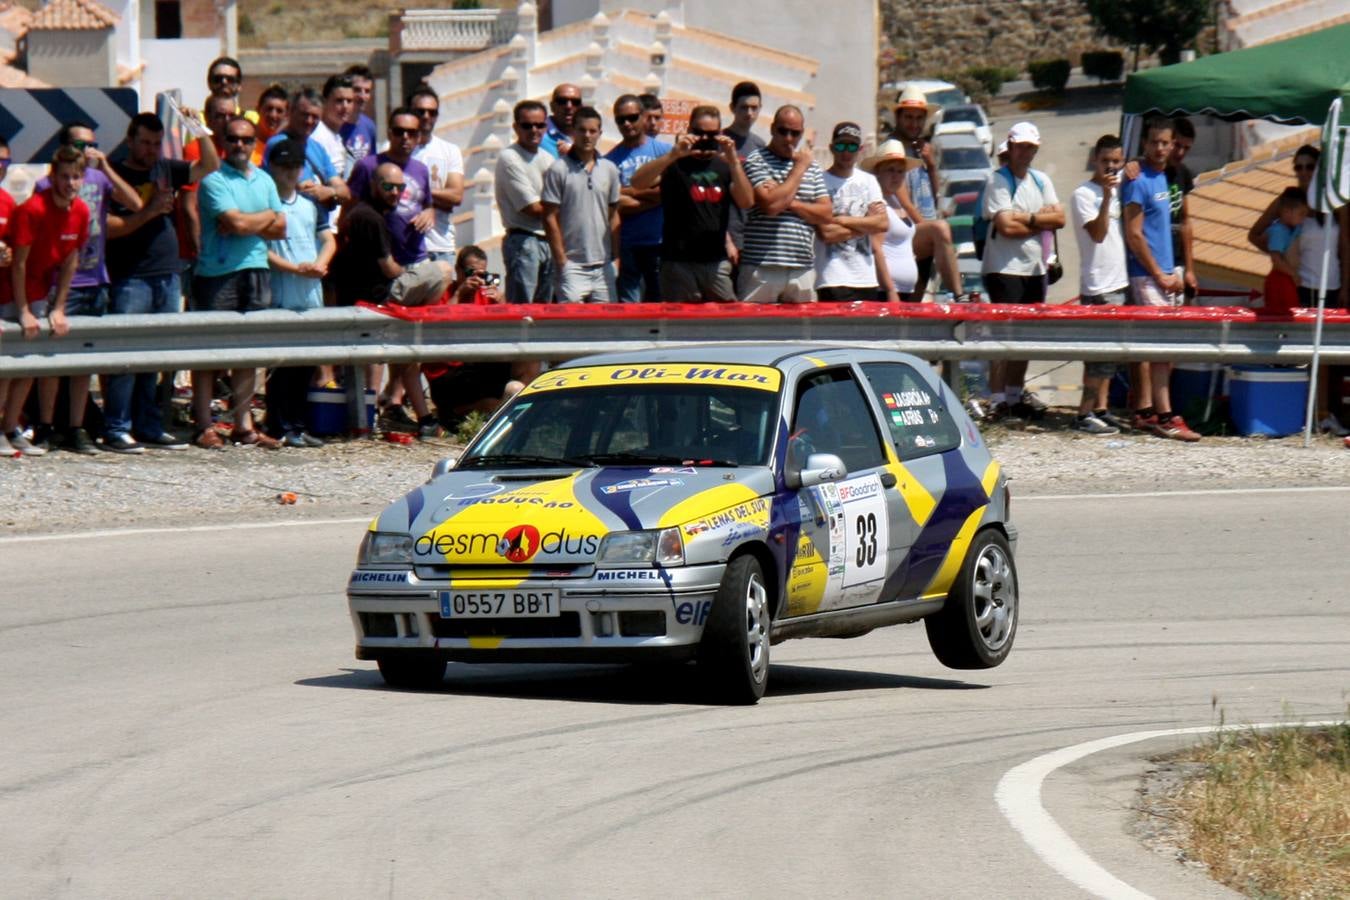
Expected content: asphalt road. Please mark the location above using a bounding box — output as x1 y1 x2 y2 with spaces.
2 488 1346 898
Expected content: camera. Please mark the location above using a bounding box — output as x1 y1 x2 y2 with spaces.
694 137 719 152
484 272 501 286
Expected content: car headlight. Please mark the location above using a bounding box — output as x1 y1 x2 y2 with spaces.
596 528 684 567
358 531 414 566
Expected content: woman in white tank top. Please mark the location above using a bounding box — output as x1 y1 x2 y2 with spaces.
861 140 923 301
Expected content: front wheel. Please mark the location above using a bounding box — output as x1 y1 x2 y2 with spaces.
377 656 447 690
925 529 1018 669
698 555 772 704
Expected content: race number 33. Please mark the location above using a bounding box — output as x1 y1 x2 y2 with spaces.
838 474 888 587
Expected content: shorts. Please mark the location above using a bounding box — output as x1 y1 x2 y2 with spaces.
557 261 617 303
192 269 271 312
1297 286 1347 309
1080 290 1127 377
659 259 736 302
983 272 1045 303
1128 275 1182 308
817 285 879 302
64 284 109 317
736 263 815 303
389 259 448 307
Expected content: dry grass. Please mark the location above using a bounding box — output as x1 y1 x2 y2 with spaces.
1163 720 1350 899
237 0 514 47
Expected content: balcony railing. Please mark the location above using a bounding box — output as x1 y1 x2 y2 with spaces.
394 9 519 53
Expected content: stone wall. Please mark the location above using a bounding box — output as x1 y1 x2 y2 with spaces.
881 0 1119 78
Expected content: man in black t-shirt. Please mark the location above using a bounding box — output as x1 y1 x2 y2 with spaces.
103 111 219 451
631 105 754 301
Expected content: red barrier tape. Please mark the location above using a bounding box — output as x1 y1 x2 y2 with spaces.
359 300 1350 325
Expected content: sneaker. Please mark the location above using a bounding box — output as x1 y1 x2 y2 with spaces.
1155 415 1201 442
6 430 46 456
101 433 146 454
0 433 15 458
380 404 418 433
417 420 444 440
1096 410 1131 431
1018 390 1050 415
136 431 190 450
1318 414 1350 437
30 424 55 451
984 402 1023 425
283 430 325 448
194 427 226 450
64 427 98 455
1070 413 1119 436
234 429 282 450
297 431 325 448
1131 412 1162 435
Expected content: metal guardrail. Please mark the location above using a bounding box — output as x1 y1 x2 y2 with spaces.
2 303 1350 377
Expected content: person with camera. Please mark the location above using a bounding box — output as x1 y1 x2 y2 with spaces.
424 245 529 431
980 121 1064 423
629 105 754 302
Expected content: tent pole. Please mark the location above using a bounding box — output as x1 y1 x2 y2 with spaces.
1303 97 1343 446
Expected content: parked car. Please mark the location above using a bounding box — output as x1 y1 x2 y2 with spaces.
934 132 994 192
348 346 1019 703
931 104 994 156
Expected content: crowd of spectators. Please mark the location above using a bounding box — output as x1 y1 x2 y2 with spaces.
2 57 1348 457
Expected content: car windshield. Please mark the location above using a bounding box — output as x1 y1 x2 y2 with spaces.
940 148 991 171
942 107 982 125
462 382 780 468
926 88 965 109
945 180 983 197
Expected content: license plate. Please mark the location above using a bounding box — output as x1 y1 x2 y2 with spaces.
439 590 559 618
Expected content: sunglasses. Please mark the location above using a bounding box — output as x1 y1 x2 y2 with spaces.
210 73 240 84
690 129 719 139
379 181 405 192
515 121 547 130
223 134 255 145
554 97 582 107
390 127 420 137
775 127 802 138
831 141 860 153
71 140 99 150
414 107 439 117
616 113 642 125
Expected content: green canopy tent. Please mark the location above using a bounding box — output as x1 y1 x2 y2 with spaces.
1121 24 1350 443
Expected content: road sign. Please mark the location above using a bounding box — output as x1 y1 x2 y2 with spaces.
0 88 139 164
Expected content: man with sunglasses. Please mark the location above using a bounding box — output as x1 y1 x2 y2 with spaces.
496 100 556 303
738 105 832 302
542 83 581 158
191 116 287 449
814 122 888 301
604 94 671 302
202 57 259 126
630 106 753 302
408 85 465 262
542 105 621 302
345 108 435 268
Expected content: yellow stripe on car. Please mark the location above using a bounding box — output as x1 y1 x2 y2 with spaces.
981 461 1001 498
922 505 987 598
521 364 783 395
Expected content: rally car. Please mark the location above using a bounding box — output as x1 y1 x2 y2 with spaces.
348 346 1018 703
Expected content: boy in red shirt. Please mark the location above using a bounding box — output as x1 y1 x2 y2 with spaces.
2 147 92 452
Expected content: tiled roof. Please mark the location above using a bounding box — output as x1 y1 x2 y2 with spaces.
30 0 118 31
1191 128 1320 286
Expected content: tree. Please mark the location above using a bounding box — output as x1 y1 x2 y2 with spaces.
1085 0 1211 69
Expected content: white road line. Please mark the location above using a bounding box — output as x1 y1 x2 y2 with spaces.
996 720 1341 900
0 516 371 545
1017 485 1350 502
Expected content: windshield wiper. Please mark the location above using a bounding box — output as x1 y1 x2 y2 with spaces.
458 453 594 469
580 451 740 468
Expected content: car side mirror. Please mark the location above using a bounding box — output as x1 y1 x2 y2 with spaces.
788 452 846 489
430 457 456 480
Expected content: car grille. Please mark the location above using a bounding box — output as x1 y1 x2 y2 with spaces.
429 612 583 639
414 564 591 581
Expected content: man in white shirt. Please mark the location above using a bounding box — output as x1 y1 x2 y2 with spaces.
408 86 465 262
814 122 888 300
1069 134 1129 435
313 75 355 181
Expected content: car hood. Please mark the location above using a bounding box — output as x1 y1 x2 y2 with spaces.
380 466 777 565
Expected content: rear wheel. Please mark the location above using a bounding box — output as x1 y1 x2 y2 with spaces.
925 529 1018 669
377 656 447 690
698 555 771 704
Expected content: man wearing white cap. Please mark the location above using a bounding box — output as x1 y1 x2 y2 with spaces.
814 123 888 301
890 86 964 300
981 120 1064 422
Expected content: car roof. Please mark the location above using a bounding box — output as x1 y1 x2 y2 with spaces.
558 344 929 372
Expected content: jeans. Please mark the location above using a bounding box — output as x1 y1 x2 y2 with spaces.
103 274 181 439
503 231 553 303
617 243 661 303
64 284 109 317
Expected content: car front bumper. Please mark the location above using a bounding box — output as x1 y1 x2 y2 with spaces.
347 563 727 663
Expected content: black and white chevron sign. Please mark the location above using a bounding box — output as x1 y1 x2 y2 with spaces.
0 88 139 164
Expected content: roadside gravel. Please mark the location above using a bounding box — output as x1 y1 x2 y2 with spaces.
2 427 1346 537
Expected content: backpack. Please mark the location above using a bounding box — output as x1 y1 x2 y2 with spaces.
973 166 1045 261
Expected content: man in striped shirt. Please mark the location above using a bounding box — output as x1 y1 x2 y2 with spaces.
737 106 833 302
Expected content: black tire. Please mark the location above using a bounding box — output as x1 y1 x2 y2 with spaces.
698 554 772 704
377 656 447 690
925 529 1018 669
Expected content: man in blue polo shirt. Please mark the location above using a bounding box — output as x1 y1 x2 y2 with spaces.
191 116 287 449
605 94 671 301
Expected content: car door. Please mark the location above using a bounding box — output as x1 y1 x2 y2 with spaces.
782 367 902 615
